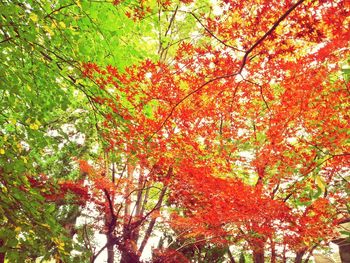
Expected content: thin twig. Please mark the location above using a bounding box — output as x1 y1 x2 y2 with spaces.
186 11 244 52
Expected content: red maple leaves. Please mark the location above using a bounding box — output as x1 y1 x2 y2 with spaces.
81 0 349 260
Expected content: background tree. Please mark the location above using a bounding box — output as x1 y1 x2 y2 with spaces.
0 0 155 261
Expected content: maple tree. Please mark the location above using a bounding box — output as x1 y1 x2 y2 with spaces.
1 0 350 262
82 0 349 262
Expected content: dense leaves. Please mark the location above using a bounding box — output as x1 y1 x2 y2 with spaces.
1 0 349 262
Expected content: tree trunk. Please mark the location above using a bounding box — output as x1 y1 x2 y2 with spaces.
227 247 236 263
0 254 4 263
339 243 350 263
0 239 5 263
124 164 135 218
333 238 350 263
304 245 317 263
271 241 276 263
294 249 306 263
106 234 115 263
282 245 287 263
253 251 264 263
132 167 145 243
120 250 140 263
138 169 170 256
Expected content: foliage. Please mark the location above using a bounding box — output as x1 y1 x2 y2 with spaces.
0 0 146 261
1 0 350 262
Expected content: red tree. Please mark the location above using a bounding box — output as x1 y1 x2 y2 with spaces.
81 0 349 261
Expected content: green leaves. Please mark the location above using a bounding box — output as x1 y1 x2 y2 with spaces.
0 1 106 260
143 100 159 119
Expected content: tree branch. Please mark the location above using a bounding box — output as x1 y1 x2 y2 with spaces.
104 189 116 233
238 0 307 73
147 72 238 142
187 11 244 52
44 3 75 19
138 184 168 255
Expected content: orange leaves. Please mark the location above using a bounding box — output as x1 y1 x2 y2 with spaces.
285 198 337 250
27 174 90 205
82 62 101 78
153 248 190 263
79 0 350 257
78 159 93 175
58 180 89 204
169 161 292 243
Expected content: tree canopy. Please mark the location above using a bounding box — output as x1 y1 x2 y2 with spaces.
0 0 349 262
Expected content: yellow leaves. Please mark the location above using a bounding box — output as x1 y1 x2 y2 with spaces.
275 25 284 36
41 223 51 229
43 21 67 36
179 80 189 92
29 13 38 23
58 21 66 29
76 79 83 85
1 185 7 193
150 210 161 219
29 123 39 130
184 232 197 238
16 142 23 152
21 156 28 164
315 175 326 192
275 19 289 36
226 10 243 25
76 0 82 9
200 93 211 106
303 239 310 247
43 25 55 36
51 237 67 253
26 119 41 130
9 118 16 125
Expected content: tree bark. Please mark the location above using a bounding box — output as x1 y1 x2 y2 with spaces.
132 167 145 243
294 249 306 263
304 245 317 263
282 245 287 263
333 238 350 263
0 239 5 263
120 247 140 263
106 234 115 263
227 247 236 263
271 240 276 263
339 243 350 263
138 185 167 255
124 164 135 226
253 251 264 263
